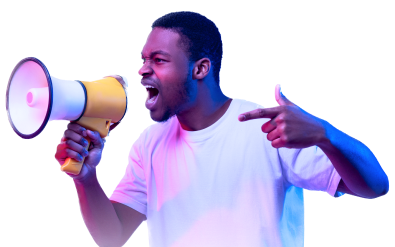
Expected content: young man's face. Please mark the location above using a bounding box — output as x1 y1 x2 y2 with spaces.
139 28 194 122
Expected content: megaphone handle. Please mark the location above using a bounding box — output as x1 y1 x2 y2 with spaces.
61 136 91 175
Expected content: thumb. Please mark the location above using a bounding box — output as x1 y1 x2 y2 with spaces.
275 84 296 106
87 130 104 150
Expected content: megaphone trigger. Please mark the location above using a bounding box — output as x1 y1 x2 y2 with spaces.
61 129 92 175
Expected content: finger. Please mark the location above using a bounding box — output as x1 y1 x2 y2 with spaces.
65 139 89 157
274 84 283 105
63 126 88 147
56 141 67 151
67 123 88 137
275 84 296 106
87 130 104 150
55 144 84 164
239 107 281 122
65 149 84 162
261 119 277 133
267 128 281 142
271 137 285 149
271 138 282 149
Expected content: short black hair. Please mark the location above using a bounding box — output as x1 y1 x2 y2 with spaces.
152 11 223 84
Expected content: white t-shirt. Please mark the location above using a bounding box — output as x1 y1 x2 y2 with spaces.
110 99 342 247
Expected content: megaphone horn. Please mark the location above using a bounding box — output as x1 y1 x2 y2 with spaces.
6 57 128 175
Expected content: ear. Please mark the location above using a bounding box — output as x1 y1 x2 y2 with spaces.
192 58 211 80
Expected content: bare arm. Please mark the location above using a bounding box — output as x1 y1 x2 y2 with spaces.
75 172 122 245
318 122 388 198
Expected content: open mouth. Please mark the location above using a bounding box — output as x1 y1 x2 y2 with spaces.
145 86 159 103
144 85 159 110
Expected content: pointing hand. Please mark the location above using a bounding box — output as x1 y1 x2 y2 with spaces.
238 85 327 149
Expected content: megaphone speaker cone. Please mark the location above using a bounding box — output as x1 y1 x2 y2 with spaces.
6 57 53 139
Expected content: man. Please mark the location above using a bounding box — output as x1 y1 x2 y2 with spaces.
56 11 389 247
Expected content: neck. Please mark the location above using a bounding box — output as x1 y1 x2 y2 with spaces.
177 90 232 131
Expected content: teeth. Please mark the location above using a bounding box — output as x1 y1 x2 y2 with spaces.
144 85 155 89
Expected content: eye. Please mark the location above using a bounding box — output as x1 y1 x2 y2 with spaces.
142 58 147 64
155 58 165 63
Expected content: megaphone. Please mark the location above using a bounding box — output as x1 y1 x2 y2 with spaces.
6 57 128 175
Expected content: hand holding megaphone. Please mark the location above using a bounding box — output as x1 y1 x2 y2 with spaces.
55 123 105 179
55 74 127 180
6 57 129 176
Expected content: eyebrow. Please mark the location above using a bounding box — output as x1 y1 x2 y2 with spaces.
141 50 172 58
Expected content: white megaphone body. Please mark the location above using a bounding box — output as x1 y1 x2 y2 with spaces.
6 57 128 175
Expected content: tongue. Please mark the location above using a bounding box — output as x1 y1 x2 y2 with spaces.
147 94 158 103
148 87 159 99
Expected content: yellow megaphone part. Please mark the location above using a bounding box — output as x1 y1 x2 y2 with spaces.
6 57 128 175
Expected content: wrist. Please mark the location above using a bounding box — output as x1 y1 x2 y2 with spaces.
316 120 335 151
73 167 98 186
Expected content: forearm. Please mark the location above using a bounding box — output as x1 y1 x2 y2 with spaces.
318 121 389 198
74 170 124 247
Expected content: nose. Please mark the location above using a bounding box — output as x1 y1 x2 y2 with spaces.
138 62 153 77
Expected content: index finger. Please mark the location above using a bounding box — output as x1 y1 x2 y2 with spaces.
238 107 281 121
67 122 88 137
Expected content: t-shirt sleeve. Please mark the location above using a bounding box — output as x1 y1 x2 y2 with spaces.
110 136 148 215
278 146 344 197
